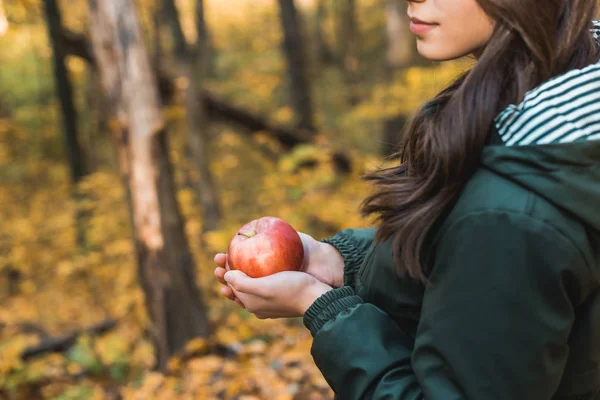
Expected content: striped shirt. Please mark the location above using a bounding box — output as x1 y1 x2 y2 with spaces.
495 20 600 146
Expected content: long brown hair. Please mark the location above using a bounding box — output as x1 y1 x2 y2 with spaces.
360 0 600 282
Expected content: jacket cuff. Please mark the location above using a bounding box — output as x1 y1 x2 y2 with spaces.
303 286 364 337
320 235 367 287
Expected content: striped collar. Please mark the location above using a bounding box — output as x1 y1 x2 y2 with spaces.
495 20 600 147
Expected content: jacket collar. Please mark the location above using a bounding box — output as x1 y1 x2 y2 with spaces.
494 20 600 147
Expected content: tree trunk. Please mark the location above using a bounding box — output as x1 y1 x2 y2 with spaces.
87 0 212 370
314 0 334 65
44 0 86 183
184 67 221 232
196 0 216 78
152 4 162 84
162 0 187 59
162 0 221 232
277 0 316 133
44 0 89 248
385 0 413 70
337 0 360 105
58 29 313 148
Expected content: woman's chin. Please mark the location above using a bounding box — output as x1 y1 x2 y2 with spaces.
416 43 470 62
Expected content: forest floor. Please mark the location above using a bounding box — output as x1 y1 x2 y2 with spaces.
0 0 466 398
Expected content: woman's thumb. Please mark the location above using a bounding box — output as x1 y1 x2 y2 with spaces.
224 270 248 290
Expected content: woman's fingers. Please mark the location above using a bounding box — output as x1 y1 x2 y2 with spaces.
215 266 238 301
214 253 233 271
214 253 226 268
234 297 245 308
220 285 236 300
214 253 246 307
214 266 227 285
224 270 267 297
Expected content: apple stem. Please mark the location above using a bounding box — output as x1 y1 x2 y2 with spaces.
237 229 257 239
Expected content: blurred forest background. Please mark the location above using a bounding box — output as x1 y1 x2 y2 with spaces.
0 0 472 398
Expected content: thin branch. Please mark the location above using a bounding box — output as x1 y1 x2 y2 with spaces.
20 319 117 361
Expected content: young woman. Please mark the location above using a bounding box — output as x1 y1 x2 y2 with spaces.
215 1 600 398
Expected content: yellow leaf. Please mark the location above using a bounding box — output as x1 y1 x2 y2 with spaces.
187 355 223 374
184 338 208 354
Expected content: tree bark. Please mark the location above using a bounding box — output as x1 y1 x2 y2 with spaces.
162 0 221 232
277 0 316 133
20 319 116 361
87 0 211 370
44 0 86 184
44 0 89 248
336 0 360 105
204 93 311 147
195 0 216 78
151 4 162 83
162 0 187 59
59 28 313 149
314 0 335 65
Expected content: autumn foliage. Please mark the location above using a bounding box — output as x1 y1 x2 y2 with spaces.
0 0 466 398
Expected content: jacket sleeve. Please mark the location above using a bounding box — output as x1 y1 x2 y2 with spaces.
304 212 589 400
320 228 376 287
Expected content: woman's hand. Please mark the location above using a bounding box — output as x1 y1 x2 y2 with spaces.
214 252 243 306
222 270 332 319
214 231 344 304
297 232 344 288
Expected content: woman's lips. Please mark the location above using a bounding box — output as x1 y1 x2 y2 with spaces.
409 18 438 35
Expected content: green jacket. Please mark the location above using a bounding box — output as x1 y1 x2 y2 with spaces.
303 21 600 400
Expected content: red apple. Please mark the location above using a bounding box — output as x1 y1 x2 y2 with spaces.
227 216 304 278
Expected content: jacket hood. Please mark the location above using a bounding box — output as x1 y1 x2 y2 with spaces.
481 20 600 232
